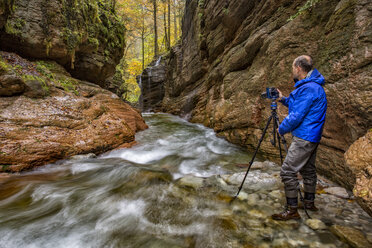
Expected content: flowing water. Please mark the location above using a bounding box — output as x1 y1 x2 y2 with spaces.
0 113 371 248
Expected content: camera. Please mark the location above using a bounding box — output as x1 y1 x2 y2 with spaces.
261 87 279 100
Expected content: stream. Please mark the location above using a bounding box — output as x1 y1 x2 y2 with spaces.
0 113 371 248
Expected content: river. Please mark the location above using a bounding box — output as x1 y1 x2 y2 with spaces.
0 113 371 248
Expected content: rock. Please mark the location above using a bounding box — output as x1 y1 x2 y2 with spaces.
0 0 125 92
345 130 372 216
247 193 260 205
268 190 283 201
221 171 281 191
0 52 148 172
237 191 248 201
69 153 97 160
23 79 49 98
250 161 266 170
330 225 372 248
140 0 372 215
324 187 350 199
0 74 25 96
305 219 327 230
177 175 204 190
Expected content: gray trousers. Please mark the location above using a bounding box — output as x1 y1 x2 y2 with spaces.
280 136 319 198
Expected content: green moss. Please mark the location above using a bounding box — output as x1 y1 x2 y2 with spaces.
58 76 79 95
287 0 322 22
60 0 125 58
0 59 11 73
36 61 79 95
21 74 50 93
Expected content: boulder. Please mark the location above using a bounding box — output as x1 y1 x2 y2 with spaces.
345 130 372 215
330 225 371 248
305 219 327 230
0 52 148 172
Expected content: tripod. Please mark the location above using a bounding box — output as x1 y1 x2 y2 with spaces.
231 100 311 218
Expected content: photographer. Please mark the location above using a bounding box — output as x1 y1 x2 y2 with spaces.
272 55 327 221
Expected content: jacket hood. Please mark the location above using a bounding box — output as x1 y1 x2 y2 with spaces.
294 68 325 88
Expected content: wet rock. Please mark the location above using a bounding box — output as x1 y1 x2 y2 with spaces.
268 190 283 201
69 153 97 160
345 130 372 216
330 225 372 248
134 168 172 184
324 187 350 199
305 219 327 230
221 171 281 191
247 193 260 205
177 175 204 190
237 191 248 201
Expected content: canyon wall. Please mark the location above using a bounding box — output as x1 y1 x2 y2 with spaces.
141 0 372 214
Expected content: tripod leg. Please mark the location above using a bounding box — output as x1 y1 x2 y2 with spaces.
232 115 273 201
274 116 284 165
275 117 288 153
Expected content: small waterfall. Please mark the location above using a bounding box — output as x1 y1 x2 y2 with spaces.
138 55 164 112
137 74 144 111
155 55 162 66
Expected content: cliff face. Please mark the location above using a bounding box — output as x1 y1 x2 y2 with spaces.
0 0 125 93
141 0 372 212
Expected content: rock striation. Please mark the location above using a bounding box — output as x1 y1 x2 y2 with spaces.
0 0 125 92
0 52 148 172
141 0 372 213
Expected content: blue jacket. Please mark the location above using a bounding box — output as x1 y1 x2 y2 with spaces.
278 69 327 143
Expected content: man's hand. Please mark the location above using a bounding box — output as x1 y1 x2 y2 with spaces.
277 89 283 99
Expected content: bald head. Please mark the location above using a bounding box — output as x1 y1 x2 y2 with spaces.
293 55 313 73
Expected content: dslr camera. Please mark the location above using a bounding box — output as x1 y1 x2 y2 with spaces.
261 87 279 100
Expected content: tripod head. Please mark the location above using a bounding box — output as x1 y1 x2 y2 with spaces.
270 100 278 111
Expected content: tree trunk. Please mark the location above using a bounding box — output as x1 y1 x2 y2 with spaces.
163 4 169 50
174 0 177 41
153 0 159 58
167 0 171 48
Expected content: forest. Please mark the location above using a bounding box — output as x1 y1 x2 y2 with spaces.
115 0 185 102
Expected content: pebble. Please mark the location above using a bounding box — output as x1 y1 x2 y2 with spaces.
324 187 350 199
247 193 260 205
268 190 282 200
237 191 248 201
177 175 204 189
69 153 97 160
305 219 327 230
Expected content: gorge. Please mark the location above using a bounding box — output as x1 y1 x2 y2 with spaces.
0 0 371 247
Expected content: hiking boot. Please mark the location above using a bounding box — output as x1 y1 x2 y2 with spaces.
299 200 318 211
272 205 301 221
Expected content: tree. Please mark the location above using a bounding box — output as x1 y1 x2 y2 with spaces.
153 0 159 58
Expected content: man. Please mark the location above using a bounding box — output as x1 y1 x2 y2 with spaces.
272 55 327 221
